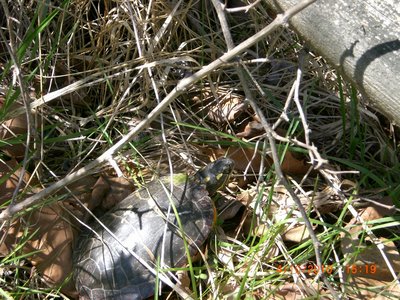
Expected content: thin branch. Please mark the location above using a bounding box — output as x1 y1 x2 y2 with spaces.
293 51 324 168
224 0 262 13
211 0 337 297
319 168 400 287
0 0 319 222
0 0 34 206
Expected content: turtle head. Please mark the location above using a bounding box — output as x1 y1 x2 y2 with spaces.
194 158 234 195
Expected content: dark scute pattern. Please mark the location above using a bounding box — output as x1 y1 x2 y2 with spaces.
74 177 214 300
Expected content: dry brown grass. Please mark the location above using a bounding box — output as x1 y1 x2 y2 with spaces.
1 0 399 299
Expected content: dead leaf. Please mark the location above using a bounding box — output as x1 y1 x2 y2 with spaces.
236 190 255 206
30 204 77 293
250 223 269 237
0 114 28 157
218 278 242 300
90 175 110 209
282 224 310 243
91 175 135 211
209 95 247 123
345 276 400 299
215 195 243 221
342 236 400 281
0 203 78 297
206 146 267 174
236 121 264 138
206 146 310 177
280 151 310 176
341 196 400 281
191 89 247 124
360 196 396 219
0 99 39 158
175 270 191 295
59 176 99 221
0 159 31 204
272 281 323 299
0 165 97 297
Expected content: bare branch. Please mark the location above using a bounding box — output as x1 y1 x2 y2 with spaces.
0 0 319 222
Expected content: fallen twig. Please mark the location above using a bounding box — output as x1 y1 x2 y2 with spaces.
0 0 319 223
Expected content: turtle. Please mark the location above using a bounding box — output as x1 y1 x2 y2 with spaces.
73 157 234 300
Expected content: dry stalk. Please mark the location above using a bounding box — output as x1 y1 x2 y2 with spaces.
0 0 34 205
211 0 338 298
0 0 319 224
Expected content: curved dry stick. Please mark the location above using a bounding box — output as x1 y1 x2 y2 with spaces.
0 0 318 222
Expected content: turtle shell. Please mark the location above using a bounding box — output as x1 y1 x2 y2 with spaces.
74 174 215 300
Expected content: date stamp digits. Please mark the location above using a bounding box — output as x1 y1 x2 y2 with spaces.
275 263 378 275
276 264 334 275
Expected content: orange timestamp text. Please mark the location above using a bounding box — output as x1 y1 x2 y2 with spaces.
275 263 378 275
345 264 378 275
276 264 334 275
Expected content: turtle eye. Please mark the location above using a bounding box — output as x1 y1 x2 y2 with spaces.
215 173 223 181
